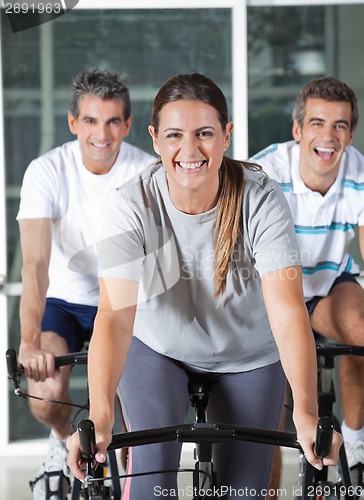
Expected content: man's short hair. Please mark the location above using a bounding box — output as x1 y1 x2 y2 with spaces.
69 69 131 120
292 76 358 132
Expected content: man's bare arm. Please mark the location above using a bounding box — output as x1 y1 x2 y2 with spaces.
18 218 53 380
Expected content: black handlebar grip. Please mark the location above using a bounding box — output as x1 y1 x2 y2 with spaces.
6 348 18 380
314 416 334 459
78 419 96 461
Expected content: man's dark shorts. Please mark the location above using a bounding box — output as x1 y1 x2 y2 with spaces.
41 298 97 352
305 272 360 316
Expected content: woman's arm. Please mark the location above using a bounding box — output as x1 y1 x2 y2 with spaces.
67 276 138 480
261 266 342 468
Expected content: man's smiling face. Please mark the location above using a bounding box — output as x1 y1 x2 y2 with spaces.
293 98 354 192
68 95 132 174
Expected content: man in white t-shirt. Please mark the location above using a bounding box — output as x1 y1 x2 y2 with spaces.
251 76 364 489
16 69 155 500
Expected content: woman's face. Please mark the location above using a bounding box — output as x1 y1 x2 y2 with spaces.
148 99 233 213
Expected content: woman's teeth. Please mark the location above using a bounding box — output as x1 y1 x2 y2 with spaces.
179 161 204 169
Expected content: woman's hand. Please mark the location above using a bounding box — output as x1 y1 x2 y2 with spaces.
66 424 112 482
295 415 343 470
323 428 343 466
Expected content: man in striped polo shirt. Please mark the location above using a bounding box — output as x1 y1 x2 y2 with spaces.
251 77 364 487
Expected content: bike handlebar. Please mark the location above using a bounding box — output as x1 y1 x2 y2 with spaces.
5 347 337 487
78 415 334 466
6 348 88 400
7 343 364 386
8 343 363 383
6 348 18 380
6 348 88 380
315 343 364 358
77 419 101 493
314 416 334 459
78 419 96 461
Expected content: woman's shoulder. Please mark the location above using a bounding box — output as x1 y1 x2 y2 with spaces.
242 162 288 213
117 162 164 191
111 163 165 212
242 162 277 190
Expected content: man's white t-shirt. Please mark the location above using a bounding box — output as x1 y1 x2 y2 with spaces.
17 140 155 306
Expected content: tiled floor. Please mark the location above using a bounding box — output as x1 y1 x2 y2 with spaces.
1 446 302 500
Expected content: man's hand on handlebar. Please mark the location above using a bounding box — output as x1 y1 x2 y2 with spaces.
18 345 56 382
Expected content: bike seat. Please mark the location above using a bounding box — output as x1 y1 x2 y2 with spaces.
188 376 213 397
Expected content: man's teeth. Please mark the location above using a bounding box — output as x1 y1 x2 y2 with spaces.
316 147 335 153
92 143 109 148
179 161 204 169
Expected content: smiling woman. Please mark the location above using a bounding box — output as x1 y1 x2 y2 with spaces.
66 72 342 499
148 99 232 214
